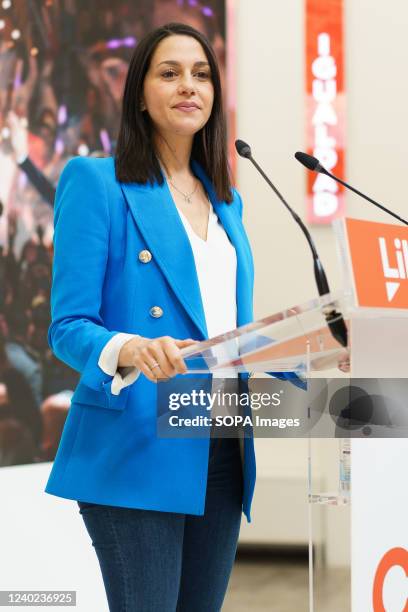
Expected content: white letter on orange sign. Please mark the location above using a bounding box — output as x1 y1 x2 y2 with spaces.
313 193 338 216
312 174 338 193
312 102 337 126
312 55 337 80
379 237 399 279
314 148 338 170
315 124 336 149
312 79 337 103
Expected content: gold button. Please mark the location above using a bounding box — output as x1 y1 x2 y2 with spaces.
138 249 152 263
149 306 163 318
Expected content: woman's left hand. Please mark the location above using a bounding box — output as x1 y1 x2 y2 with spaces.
337 351 350 373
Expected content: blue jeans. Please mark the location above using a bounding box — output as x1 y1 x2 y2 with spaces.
77 436 244 611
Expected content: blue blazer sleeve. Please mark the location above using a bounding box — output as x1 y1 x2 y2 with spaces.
48 156 122 393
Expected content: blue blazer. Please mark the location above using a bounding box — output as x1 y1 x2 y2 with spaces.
44 155 257 523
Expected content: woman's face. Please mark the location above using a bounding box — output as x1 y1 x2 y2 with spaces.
142 34 214 140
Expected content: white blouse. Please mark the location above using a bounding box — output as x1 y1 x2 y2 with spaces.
98 200 238 394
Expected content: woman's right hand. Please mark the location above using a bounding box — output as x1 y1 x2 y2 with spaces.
118 335 199 383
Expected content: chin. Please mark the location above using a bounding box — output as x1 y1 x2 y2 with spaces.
172 122 204 136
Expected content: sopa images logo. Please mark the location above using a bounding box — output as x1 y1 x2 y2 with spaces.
372 547 408 611
379 236 408 302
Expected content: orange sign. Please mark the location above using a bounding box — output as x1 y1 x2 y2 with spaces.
305 0 345 224
345 217 408 308
372 547 408 611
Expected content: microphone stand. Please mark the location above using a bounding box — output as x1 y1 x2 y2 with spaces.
236 139 348 348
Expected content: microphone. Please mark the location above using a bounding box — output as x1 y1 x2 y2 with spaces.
294 151 408 226
235 139 348 348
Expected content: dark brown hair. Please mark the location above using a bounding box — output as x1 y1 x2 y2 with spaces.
114 22 233 203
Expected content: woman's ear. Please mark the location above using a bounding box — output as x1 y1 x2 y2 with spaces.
140 99 146 112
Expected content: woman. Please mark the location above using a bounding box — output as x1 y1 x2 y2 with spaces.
45 22 256 611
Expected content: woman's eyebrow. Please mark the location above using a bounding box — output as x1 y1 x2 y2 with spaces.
156 60 210 68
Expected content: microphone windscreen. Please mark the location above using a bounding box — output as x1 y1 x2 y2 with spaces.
235 139 252 158
295 151 321 171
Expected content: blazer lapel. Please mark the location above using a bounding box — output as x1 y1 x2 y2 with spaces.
120 175 209 339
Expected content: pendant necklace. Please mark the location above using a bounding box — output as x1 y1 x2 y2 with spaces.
167 174 199 204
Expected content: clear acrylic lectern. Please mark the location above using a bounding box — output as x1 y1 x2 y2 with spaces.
179 217 408 612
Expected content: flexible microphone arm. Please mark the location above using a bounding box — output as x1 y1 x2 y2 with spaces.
236 139 348 348
294 151 408 226
236 140 329 294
